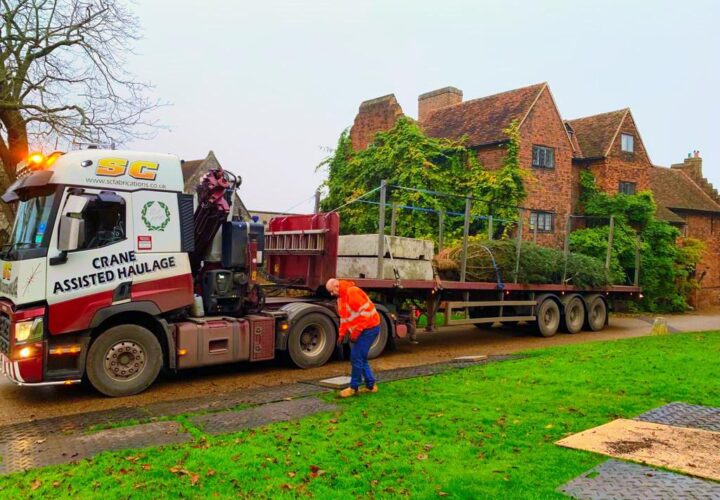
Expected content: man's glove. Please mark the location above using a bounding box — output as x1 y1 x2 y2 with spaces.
337 335 345 346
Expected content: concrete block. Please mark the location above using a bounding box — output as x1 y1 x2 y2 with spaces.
339 234 434 261
453 355 488 362
337 256 434 280
317 376 351 388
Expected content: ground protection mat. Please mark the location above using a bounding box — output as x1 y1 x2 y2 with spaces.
555 418 720 481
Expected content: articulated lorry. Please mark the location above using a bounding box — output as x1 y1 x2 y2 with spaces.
0 150 639 396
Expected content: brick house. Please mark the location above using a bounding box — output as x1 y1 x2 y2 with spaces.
348 82 720 308
566 108 652 198
650 155 720 308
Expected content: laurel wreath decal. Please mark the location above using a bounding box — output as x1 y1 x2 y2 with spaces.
141 201 171 231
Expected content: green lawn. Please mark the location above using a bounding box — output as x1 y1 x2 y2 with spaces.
1 332 719 499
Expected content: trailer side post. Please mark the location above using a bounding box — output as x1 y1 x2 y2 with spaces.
514 208 524 283
460 197 471 282
438 210 445 252
634 233 641 286
487 215 493 240
314 189 321 214
377 180 387 279
562 215 571 284
605 215 615 281
390 202 398 236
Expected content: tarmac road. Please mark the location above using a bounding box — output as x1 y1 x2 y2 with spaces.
0 312 717 426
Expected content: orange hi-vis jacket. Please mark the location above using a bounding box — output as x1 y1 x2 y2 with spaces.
337 280 381 342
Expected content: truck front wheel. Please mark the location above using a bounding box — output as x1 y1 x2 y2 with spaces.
86 324 163 397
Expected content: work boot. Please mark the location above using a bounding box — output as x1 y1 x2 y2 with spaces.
362 384 379 394
338 387 358 398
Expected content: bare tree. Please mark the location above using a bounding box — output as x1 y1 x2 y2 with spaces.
0 0 160 223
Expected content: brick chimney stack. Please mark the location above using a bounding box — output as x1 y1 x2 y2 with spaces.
671 150 720 205
671 150 703 184
418 86 462 123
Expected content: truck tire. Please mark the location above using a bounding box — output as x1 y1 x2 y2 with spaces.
288 312 336 369
586 296 607 331
561 296 585 334
86 324 163 397
367 314 389 360
536 297 560 337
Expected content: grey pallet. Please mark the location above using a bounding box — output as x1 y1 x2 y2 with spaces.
636 402 720 432
559 459 720 499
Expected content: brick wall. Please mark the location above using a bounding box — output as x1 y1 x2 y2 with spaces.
475 144 506 170
516 89 574 248
349 94 404 151
587 113 652 195
470 90 574 247
683 212 720 309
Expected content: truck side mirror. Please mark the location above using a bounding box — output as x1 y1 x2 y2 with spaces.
57 195 89 252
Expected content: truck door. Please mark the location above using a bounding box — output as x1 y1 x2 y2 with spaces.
46 189 134 334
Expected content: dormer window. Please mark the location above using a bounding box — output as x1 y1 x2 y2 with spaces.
621 133 634 153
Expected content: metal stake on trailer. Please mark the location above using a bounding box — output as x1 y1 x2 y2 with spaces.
438 210 445 252
514 208 524 283
605 215 615 283
377 179 387 279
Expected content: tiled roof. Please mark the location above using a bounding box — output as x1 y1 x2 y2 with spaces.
566 109 628 159
655 204 686 224
422 82 546 147
650 166 720 216
181 159 204 187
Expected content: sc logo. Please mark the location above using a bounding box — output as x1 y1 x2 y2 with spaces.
96 158 159 181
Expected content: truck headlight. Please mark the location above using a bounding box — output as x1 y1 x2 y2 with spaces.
15 317 44 344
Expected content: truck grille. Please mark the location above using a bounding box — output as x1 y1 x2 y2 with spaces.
0 314 10 356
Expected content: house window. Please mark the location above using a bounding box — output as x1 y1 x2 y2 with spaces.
529 211 554 232
619 181 636 195
621 133 634 153
532 145 555 168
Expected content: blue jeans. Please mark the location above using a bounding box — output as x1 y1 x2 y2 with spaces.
349 325 379 390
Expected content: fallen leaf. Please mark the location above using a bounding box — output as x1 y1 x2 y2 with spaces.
125 456 140 463
141 464 152 471
189 473 200 486
35 438 46 445
52 481 61 488
438 491 448 497
417 454 428 461
280 483 293 490
118 468 130 475
206 469 216 477
30 479 41 491
545 424 554 429
424 444 434 451
329 419 338 424
287 472 296 478
310 465 320 474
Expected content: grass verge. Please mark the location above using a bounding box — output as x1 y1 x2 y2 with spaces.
1 332 718 498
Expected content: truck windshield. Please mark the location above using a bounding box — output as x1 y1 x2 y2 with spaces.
2 187 57 258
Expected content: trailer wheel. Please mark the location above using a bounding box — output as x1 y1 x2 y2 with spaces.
586 296 607 332
367 314 389 360
561 296 585 334
86 324 163 397
536 297 560 337
288 312 336 369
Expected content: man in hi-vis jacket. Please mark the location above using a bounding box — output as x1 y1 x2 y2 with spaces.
326 278 381 398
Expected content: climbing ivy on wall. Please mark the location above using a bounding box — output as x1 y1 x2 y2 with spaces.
571 170 704 312
318 118 526 241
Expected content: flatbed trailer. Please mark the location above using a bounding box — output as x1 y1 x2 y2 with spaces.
258 212 641 368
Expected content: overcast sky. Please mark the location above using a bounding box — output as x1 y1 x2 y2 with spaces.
125 0 720 213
